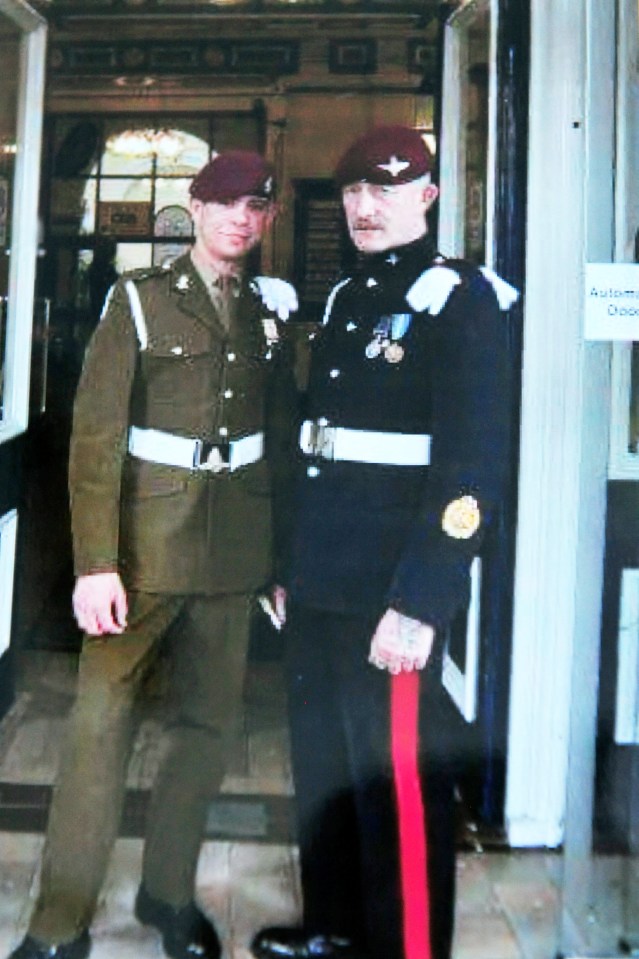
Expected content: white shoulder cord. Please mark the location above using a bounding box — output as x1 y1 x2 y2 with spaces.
322 277 352 326
124 279 149 351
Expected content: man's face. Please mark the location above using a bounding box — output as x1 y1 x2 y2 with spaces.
342 178 439 254
190 195 274 266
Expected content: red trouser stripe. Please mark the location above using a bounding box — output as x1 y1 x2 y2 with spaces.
391 671 432 959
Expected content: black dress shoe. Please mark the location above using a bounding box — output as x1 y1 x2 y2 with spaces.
7 931 91 959
134 884 221 959
250 927 366 958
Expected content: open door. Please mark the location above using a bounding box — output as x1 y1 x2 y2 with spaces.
0 0 47 716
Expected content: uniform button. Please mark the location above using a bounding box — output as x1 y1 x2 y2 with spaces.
219 426 229 437
223 389 234 398
329 369 341 379
307 465 320 478
346 321 357 332
227 352 236 362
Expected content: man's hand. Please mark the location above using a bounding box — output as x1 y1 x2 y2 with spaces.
72 572 128 636
273 584 287 627
369 609 434 674
257 585 287 630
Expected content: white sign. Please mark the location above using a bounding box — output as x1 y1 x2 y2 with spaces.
585 263 639 340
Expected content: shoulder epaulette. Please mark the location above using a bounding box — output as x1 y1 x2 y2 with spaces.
405 261 462 316
123 265 166 284
406 257 518 314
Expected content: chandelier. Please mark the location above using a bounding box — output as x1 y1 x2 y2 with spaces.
106 128 186 160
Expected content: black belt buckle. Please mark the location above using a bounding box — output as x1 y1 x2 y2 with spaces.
194 440 230 470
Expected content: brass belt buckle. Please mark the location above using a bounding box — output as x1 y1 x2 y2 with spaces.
310 422 336 460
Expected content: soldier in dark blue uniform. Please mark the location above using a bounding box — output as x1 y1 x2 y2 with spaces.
251 126 517 959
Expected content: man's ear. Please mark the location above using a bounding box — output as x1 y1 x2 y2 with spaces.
265 201 279 226
423 183 439 211
189 197 203 226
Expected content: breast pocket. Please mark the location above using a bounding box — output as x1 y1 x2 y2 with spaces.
142 328 220 410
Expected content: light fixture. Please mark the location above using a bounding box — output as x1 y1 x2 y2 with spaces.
106 128 185 160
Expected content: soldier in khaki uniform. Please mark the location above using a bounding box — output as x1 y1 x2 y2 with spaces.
8 152 298 959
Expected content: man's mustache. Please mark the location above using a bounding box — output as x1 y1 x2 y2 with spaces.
352 219 382 230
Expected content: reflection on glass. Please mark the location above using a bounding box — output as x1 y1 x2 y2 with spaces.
102 125 208 177
462 11 489 263
115 243 153 273
53 119 100 178
51 179 95 236
99 176 153 204
29 298 50 417
97 178 152 238
153 202 192 268
0 298 6 419
155 178 193 215
628 342 639 454
0 13 20 422
102 121 154 177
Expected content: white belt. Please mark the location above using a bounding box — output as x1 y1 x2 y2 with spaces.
299 420 431 467
128 426 264 472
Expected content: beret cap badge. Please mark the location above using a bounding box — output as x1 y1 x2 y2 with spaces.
334 124 433 188
442 495 481 540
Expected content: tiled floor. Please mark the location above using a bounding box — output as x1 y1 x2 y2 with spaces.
0 648 632 959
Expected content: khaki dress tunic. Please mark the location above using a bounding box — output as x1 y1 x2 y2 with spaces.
28 253 297 944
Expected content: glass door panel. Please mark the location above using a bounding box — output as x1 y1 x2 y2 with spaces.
559 0 639 954
0 0 46 440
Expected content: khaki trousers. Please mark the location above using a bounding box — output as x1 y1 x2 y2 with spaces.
29 591 252 944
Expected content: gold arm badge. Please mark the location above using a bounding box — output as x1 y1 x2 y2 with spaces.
442 495 481 540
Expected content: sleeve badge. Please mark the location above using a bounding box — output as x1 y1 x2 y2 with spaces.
442 495 481 539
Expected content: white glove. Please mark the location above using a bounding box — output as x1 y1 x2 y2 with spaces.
253 277 299 321
406 266 461 315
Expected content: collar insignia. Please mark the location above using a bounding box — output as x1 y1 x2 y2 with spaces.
377 156 410 177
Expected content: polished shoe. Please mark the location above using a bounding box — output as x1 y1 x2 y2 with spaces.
250 927 367 959
7 931 91 959
134 884 221 959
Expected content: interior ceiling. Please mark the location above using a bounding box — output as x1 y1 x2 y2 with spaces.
35 0 442 91
36 0 442 28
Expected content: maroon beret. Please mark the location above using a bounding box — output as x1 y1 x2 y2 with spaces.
334 125 434 188
189 150 275 203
